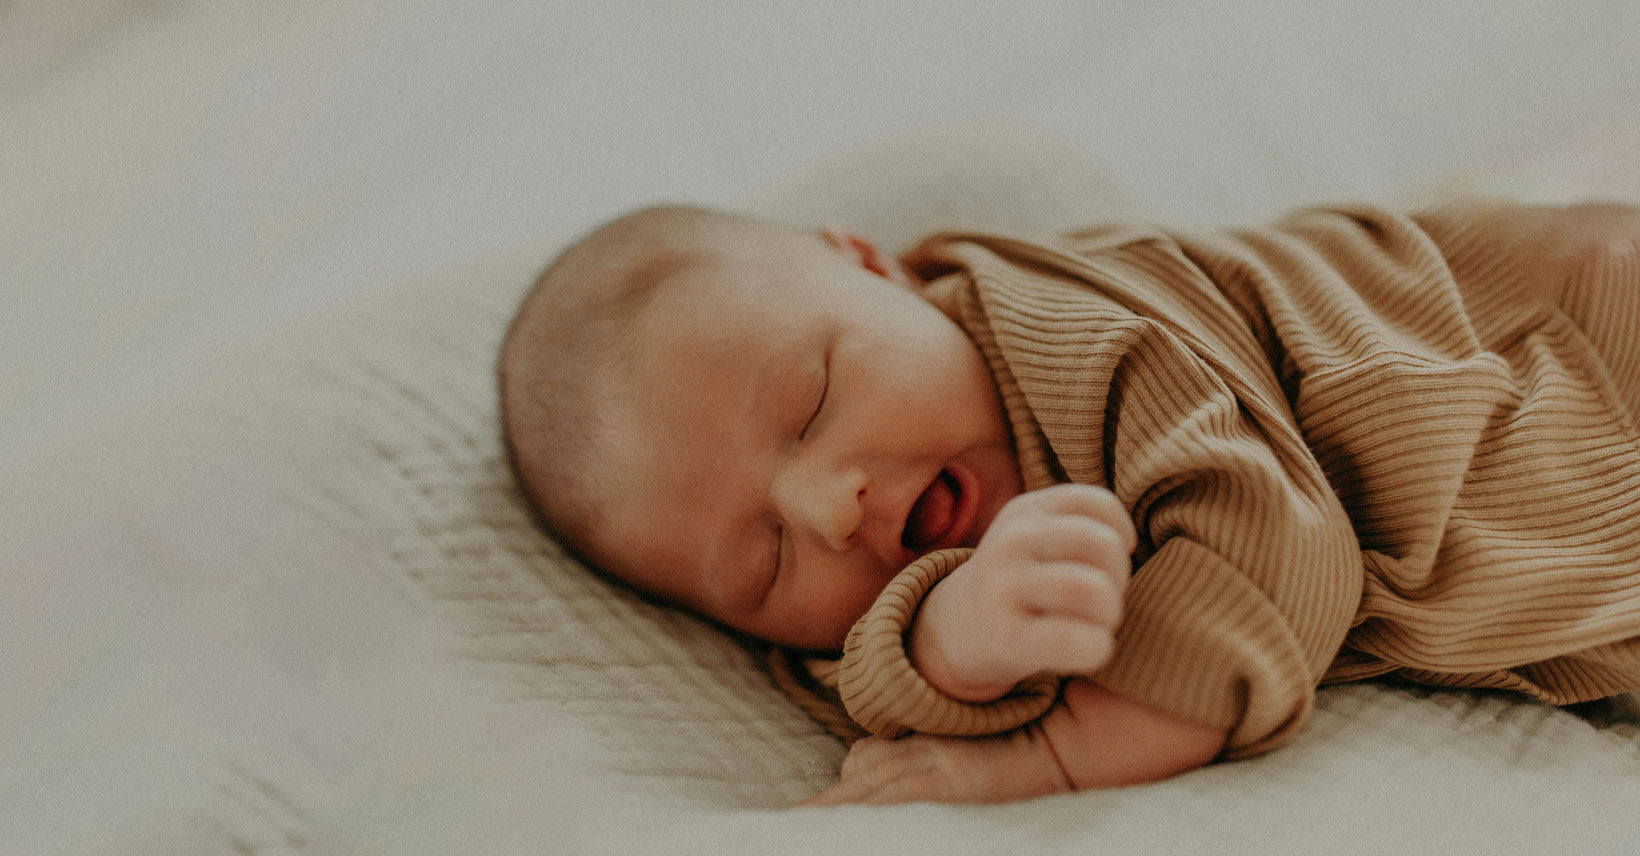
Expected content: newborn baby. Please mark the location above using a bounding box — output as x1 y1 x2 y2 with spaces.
499 200 1640 805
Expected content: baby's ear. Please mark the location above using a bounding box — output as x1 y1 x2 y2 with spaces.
820 225 920 289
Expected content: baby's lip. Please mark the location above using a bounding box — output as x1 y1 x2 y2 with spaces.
900 462 981 557
943 462 981 549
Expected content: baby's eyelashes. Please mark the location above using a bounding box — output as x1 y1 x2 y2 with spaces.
799 353 831 440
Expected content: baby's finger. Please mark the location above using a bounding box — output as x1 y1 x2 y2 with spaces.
1014 562 1123 628
794 737 934 807
796 776 904 807
1021 484 1138 552
1022 517 1134 590
795 740 897 806
793 782 856 807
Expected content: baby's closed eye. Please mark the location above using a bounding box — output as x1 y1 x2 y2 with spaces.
799 348 831 440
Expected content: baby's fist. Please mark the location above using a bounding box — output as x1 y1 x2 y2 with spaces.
911 484 1137 702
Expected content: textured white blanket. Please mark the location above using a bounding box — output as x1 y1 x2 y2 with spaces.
6 123 1640 856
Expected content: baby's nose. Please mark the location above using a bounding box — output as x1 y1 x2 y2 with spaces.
773 462 867 552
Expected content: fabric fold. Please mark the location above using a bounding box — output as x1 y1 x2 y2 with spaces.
836 549 1062 738
775 200 1640 758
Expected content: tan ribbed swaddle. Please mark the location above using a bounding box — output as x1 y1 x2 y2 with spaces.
777 200 1640 759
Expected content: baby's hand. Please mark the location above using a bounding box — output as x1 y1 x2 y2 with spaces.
910 484 1137 702
797 679 1226 805
794 728 1070 806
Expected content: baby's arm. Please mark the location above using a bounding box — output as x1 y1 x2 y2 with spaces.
801 485 1223 805
1035 677 1225 789
799 678 1223 805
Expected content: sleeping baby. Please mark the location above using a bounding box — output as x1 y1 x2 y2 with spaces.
497 198 1640 805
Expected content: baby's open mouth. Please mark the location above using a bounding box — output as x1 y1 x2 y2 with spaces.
902 468 964 554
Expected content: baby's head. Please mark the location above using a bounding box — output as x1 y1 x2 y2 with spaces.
499 206 1022 650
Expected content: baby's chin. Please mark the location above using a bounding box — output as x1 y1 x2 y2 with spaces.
766 625 853 655
803 603 880 654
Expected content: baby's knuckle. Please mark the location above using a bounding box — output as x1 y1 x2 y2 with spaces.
896 738 943 772
991 520 1033 547
1081 520 1125 552
1096 591 1124 627
1035 516 1110 556
867 742 918 774
1075 580 1115 619
1083 629 1116 666
1071 485 1138 540
1097 491 1125 512
1068 574 1120 619
842 737 888 770
986 531 1037 566
907 742 962 793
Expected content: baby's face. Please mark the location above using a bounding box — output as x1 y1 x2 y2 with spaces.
587 228 1022 650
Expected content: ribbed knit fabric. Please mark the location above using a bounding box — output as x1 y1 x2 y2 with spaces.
774 550 1063 742
776 200 1640 759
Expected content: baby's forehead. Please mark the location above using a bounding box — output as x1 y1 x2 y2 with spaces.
636 253 798 330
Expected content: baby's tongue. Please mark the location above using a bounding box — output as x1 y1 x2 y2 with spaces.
904 470 956 553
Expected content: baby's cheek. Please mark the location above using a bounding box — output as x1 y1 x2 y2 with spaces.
820 581 886 648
